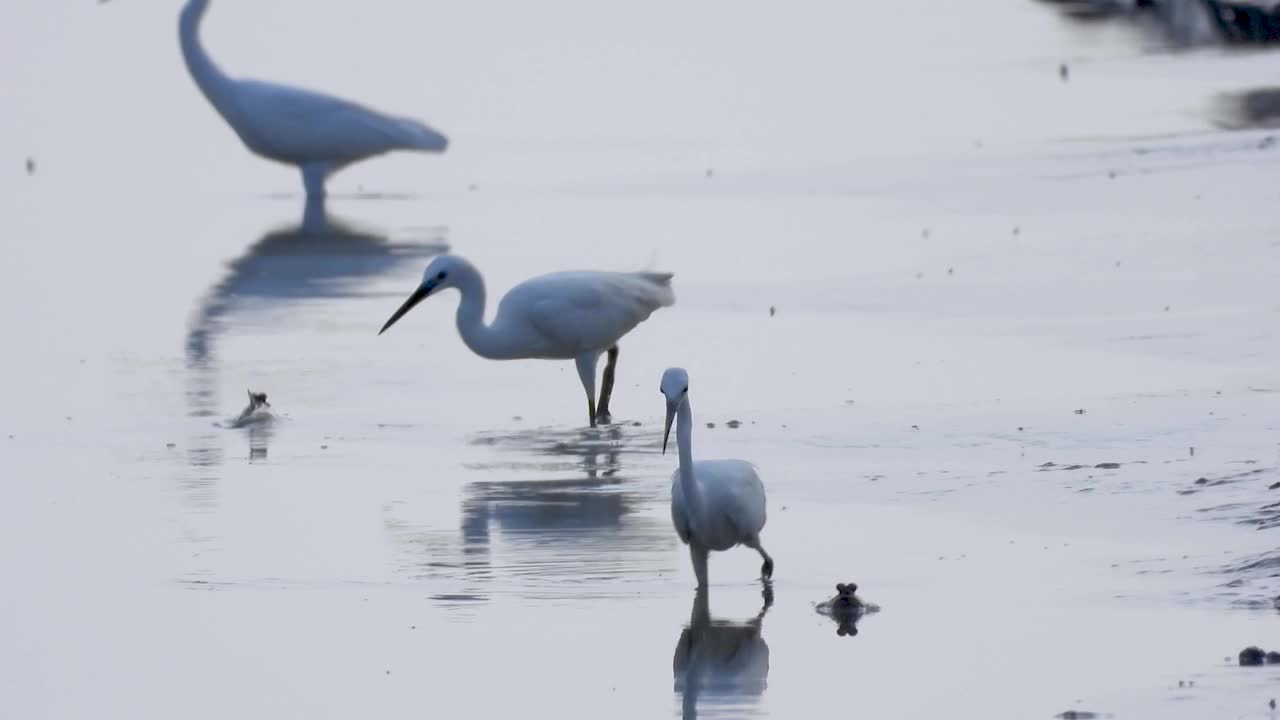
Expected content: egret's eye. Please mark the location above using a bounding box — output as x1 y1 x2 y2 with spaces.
683 386 688 394
436 271 447 280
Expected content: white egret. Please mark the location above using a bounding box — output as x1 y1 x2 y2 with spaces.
179 0 448 198
379 255 675 426
661 368 772 588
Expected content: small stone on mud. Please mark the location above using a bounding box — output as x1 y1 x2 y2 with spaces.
1073 409 1086 415
706 422 715 429
1056 708 1099 718
1094 462 1121 469
166 442 176 448
726 420 741 429
1017 426 1024 431
512 415 522 421
321 445 329 450
631 421 641 427
769 306 776 317
1269 482 1280 490
1195 477 1208 485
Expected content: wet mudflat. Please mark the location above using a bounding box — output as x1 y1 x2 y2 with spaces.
3 1 1280 718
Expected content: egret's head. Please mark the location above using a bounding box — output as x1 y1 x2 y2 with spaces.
247 390 269 409
659 367 690 454
379 255 466 335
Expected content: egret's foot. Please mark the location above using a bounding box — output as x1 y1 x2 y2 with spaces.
594 409 613 425
761 558 774 579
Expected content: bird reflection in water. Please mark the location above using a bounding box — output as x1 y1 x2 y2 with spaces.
673 585 772 719
459 424 673 595
182 200 447 476
387 424 674 601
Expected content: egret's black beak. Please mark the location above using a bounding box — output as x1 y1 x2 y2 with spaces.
379 283 432 335
662 402 676 455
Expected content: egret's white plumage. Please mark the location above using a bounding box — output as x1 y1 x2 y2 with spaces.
179 0 448 197
661 368 772 588
380 255 674 426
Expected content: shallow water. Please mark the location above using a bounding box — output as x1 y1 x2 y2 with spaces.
4 1 1280 718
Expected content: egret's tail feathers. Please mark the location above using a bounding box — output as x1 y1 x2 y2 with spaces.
632 271 675 307
390 116 450 153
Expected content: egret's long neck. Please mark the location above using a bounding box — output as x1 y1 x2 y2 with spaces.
453 270 508 359
179 2 236 115
676 399 703 516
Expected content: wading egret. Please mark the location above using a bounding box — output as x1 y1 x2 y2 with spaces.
661 368 772 588
379 255 674 426
179 0 448 198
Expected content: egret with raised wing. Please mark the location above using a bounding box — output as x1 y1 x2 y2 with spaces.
379 255 674 426
179 0 448 199
661 368 772 588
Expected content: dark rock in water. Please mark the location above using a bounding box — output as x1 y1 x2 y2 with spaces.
1195 477 1209 485
1240 646 1267 666
1267 651 1280 664
816 582 880 637
1056 711 1100 720
25 157 35 175
1269 482 1280 490
1059 63 1069 81
1094 462 1121 469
